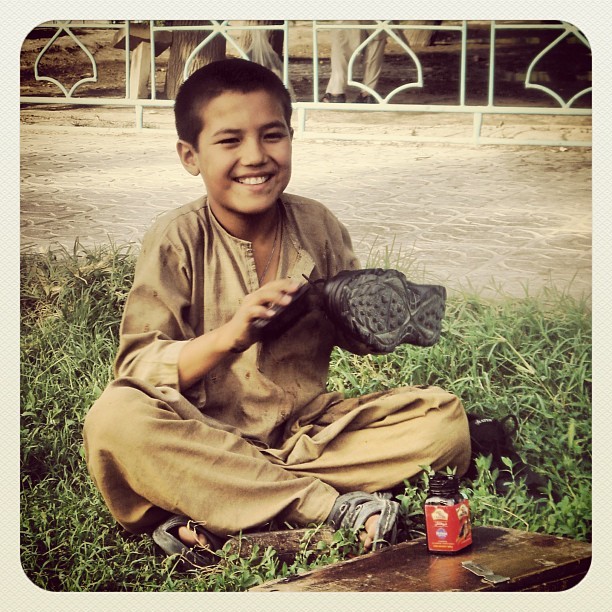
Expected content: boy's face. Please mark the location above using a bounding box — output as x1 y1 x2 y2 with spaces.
177 89 292 229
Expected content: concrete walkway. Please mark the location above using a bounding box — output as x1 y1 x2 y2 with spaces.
20 123 592 302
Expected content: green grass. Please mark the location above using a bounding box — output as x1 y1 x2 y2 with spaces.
20 242 592 591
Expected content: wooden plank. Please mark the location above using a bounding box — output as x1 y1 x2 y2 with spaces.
225 527 334 566
250 527 591 592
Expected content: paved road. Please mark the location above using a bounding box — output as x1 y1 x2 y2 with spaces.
20 124 592 301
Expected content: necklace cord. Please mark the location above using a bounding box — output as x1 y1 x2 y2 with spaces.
258 215 281 286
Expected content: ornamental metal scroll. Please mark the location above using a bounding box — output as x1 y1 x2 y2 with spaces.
346 21 424 104
181 21 246 80
491 21 592 108
524 24 591 107
316 20 468 105
148 21 289 91
33 21 102 97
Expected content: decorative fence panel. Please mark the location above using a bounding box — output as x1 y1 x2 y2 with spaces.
20 20 591 146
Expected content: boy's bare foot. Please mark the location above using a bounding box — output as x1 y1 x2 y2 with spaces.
178 524 210 548
152 515 223 568
327 491 399 552
361 514 381 551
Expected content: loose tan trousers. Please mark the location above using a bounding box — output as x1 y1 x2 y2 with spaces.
83 377 470 538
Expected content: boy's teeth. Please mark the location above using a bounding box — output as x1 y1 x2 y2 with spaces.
238 176 267 185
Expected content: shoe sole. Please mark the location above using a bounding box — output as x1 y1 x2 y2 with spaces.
324 268 446 353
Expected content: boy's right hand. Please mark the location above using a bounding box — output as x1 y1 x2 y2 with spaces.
178 279 302 390
222 279 302 353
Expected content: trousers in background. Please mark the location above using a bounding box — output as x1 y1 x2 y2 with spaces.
325 27 388 96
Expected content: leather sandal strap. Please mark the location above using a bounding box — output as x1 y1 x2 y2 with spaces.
152 514 226 568
326 491 399 550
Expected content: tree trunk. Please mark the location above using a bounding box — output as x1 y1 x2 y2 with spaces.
164 20 226 99
404 21 442 48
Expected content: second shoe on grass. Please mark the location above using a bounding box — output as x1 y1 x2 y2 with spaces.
466 413 548 498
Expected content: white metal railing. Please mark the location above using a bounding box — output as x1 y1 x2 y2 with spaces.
310 20 468 105
20 20 592 146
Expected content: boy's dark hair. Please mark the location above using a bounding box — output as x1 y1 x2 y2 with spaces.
174 58 293 148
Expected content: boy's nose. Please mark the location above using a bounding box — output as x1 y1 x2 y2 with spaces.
241 137 267 165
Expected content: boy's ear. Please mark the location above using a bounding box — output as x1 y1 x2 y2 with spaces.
176 140 201 176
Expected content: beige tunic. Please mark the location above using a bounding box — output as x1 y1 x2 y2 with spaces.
114 193 359 447
84 192 471 534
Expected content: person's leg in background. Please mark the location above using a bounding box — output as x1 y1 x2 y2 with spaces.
323 26 363 101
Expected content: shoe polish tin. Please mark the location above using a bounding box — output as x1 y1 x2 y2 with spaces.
424 474 472 553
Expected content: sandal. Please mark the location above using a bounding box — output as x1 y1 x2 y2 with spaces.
152 514 227 569
326 491 400 551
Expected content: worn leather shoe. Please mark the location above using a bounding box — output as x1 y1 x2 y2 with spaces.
323 268 446 353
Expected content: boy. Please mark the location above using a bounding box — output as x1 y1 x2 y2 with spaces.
83 58 471 565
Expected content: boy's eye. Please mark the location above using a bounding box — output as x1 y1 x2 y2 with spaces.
217 137 240 145
215 131 286 146
264 132 286 141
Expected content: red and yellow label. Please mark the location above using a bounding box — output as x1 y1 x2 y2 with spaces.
425 500 472 552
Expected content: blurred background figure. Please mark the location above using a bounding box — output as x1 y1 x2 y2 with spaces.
237 20 296 99
322 22 387 103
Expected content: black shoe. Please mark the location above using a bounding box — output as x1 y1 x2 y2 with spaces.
355 93 376 104
322 268 446 354
466 413 548 497
251 269 446 354
322 93 346 103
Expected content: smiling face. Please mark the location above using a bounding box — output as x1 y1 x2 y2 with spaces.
177 89 293 234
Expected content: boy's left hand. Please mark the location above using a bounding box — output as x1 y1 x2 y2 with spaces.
223 279 302 353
